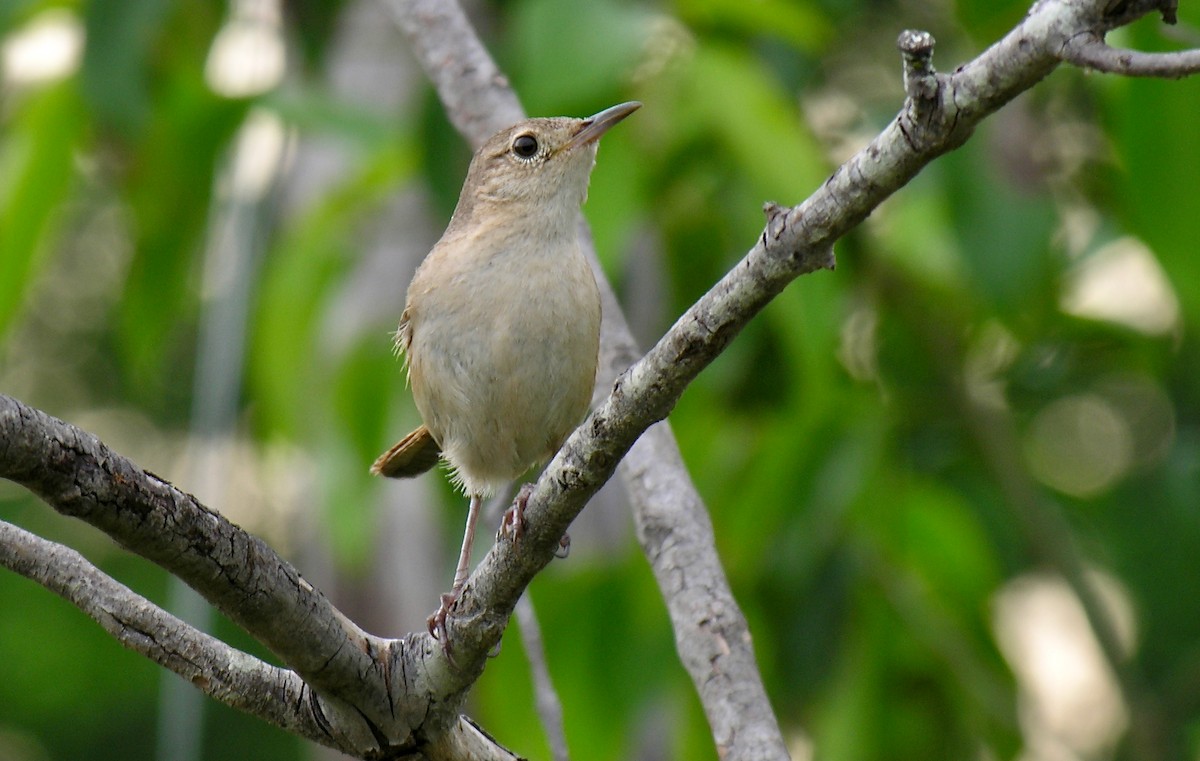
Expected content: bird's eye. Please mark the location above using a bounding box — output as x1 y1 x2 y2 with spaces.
512 134 539 158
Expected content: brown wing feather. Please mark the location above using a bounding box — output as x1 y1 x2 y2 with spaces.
370 424 441 478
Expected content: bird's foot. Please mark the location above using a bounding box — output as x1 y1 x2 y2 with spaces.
427 589 461 658
497 483 571 558
498 483 535 542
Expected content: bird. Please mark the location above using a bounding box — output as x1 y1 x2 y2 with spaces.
371 102 641 646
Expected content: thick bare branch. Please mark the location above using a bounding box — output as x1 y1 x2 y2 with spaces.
0 393 523 758
0 519 335 746
0 394 399 750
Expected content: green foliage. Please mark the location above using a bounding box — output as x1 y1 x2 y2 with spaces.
1115 73 1200 321
3 0 1200 760
0 82 82 337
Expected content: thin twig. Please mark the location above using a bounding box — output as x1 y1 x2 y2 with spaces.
1060 31 1200 77
514 595 569 761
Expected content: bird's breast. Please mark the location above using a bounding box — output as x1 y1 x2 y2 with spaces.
404 231 601 494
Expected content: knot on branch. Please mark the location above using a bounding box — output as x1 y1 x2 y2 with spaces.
762 201 790 244
898 29 939 102
760 202 835 273
894 29 953 152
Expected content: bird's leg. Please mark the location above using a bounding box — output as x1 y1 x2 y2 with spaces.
428 493 484 648
498 483 571 558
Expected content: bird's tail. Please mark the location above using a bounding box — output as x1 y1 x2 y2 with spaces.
370 424 441 478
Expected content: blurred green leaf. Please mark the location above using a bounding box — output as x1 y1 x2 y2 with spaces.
332 335 401 465
0 0 39 32
116 85 247 386
674 41 826 204
873 174 968 290
583 124 646 275
0 82 84 339
885 479 1001 606
249 137 414 438
80 0 175 134
1111 71 1200 322
941 135 1058 323
676 0 831 53
264 86 398 147
508 0 656 115
954 0 1033 41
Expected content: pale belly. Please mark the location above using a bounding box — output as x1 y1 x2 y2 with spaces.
406 248 601 496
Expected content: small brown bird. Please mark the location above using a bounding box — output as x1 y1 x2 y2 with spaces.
372 102 641 642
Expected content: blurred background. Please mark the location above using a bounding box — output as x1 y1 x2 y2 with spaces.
2 0 1200 759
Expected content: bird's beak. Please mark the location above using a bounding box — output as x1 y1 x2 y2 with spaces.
566 101 641 150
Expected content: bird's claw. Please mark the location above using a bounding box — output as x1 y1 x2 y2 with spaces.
427 590 460 659
497 483 570 559
498 483 535 542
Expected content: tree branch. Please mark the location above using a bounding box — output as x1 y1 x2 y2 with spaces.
0 394 493 758
1060 30 1200 76
0 393 532 759
1049 0 1200 76
382 0 522 144
0 518 333 746
513 595 569 761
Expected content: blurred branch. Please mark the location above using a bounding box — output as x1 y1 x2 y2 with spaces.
514 595 569 761
589 224 792 757
0 518 330 745
382 0 523 143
